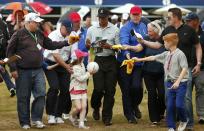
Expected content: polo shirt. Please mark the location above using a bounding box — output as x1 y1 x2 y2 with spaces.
86 22 120 57
155 48 189 82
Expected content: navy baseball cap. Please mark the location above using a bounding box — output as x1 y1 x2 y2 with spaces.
97 7 110 17
185 12 199 21
61 19 73 32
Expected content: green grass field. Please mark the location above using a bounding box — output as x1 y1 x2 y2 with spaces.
0 78 203 131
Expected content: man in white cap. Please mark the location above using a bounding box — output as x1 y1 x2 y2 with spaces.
7 12 71 129
116 13 129 29
111 14 118 25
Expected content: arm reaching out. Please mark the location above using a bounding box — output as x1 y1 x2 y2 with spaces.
132 56 156 62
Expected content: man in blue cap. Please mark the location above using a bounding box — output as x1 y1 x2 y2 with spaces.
185 12 204 125
43 19 74 125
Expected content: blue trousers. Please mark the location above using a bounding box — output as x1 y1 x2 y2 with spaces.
166 81 187 129
16 68 46 126
0 66 15 91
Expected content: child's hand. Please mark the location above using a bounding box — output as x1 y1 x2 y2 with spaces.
0 60 5 65
171 80 180 89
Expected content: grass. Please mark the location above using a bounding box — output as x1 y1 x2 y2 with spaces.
0 78 203 131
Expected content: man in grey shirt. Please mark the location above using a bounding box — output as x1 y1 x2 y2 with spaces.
86 7 119 126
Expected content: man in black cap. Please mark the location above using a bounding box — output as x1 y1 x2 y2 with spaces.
86 7 120 126
185 12 204 125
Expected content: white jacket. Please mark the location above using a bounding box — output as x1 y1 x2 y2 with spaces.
70 63 90 91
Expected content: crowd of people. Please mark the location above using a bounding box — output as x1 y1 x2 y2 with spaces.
0 4 204 131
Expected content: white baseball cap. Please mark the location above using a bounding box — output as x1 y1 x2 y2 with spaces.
24 12 44 23
111 14 118 20
122 13 129 20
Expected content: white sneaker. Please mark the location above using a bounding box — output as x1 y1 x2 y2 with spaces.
22 125 30 130
79 121 90 129
168 128 175 131
79 124 90 129
56 117 64 124
178 121 188 131
48 115 56 124
32 121 45 129
62 113 69 120
68 116 78 127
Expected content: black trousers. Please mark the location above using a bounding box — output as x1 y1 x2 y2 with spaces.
143 71 166 122
118 64 143 120
91 56 117 121
44 65 71 117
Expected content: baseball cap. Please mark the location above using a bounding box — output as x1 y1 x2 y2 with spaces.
185 12 199 21
74 49 88 59
24 12 44 22
61 19 73 32
130 5 142 15
122 13 129 20
69 12 81 23
111 14 118 20
97 7 110 17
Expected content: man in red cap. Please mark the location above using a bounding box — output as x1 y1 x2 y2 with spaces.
117 5 147 124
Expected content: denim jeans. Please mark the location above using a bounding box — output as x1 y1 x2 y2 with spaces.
194 71 204 118
0 66 15 91
166 81 187 129
16 68 46 126
185 68 194 128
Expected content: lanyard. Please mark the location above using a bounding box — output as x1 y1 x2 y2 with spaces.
27 30 37 43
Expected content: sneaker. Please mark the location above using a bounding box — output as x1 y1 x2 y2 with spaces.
68 116 78 127
128 118 137 124
32 121 45 129
168 128 175 131
135 106 142 119
62 113 69 120
103 119 112 126
92 109 100 120
48 115 56 124
79 121 90 129
56 117 64 124
177 121 188 131
199 117 204 124
10 88 16 97
79 124 90 129
22 125 30 130
151 122 158 126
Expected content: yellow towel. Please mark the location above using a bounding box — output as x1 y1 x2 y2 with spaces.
68 36 80 45
121 59 136 74
112 44 124 50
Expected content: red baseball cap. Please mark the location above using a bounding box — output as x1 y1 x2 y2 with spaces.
69 12 81 23
130 5 142 15
74 49 88 59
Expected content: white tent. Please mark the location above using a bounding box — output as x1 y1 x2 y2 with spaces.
153 4 191 15
110 3 148 15
77 6 90 19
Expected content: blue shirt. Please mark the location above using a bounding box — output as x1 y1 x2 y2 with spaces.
117 20 147 66
78 28 89 67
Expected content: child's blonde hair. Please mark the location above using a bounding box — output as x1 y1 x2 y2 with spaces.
163 33 179 45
